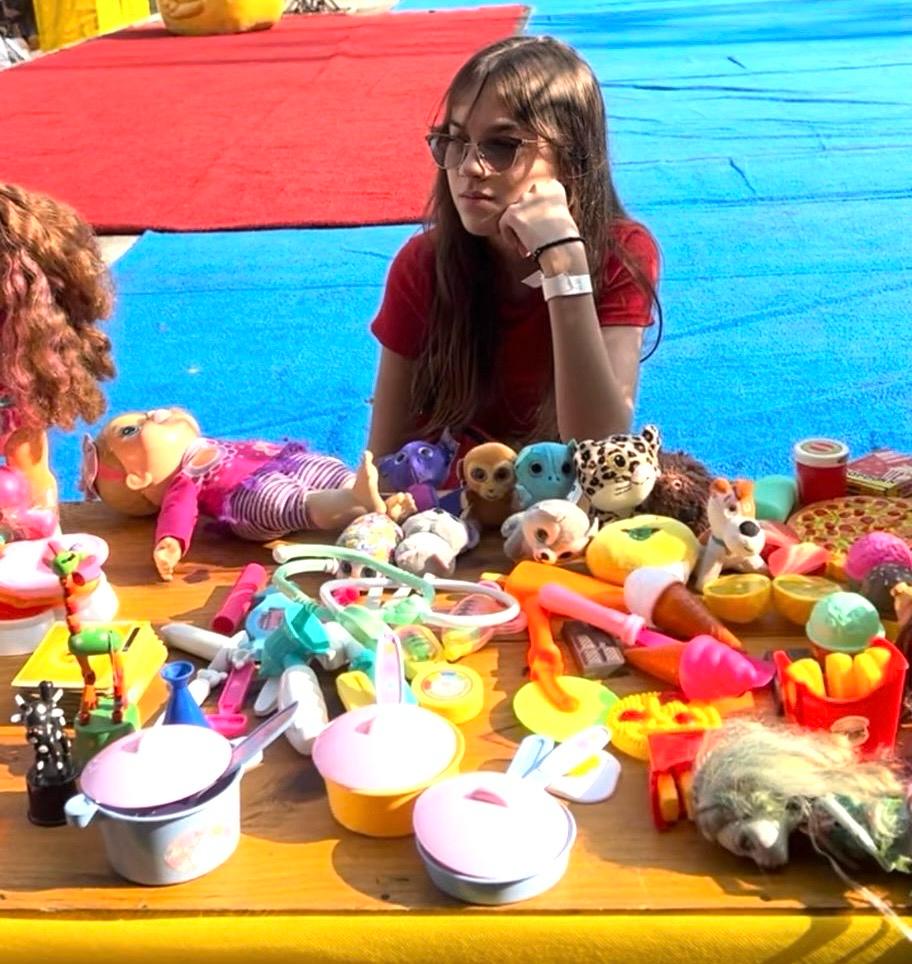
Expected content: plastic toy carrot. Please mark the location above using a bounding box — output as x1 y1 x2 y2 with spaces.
505 561 626 610
522 596 579 714
624 641 685 687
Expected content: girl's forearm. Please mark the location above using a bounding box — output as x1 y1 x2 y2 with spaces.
539 246 635 439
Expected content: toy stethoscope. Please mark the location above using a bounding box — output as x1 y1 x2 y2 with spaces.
272 544 520 631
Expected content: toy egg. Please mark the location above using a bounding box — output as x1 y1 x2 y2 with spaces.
311 702 464 837
586 514 700 585
805 591 884 657
412 771 576 905
845 532 912 585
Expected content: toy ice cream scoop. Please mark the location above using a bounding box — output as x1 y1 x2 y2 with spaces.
805 591 884 656
844 531 912 584
624 567 743 649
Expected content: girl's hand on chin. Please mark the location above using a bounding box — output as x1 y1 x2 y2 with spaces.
497 180 580 260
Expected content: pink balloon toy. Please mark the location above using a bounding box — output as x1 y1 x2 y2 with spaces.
678 635 774 702
0 466 57 541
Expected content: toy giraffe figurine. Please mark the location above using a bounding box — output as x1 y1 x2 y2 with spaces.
45 539 138 763
11 680 78 826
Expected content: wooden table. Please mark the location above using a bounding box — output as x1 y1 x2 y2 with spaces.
0 504 909 962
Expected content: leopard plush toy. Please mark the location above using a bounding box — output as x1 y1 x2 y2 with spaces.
570 425 662 527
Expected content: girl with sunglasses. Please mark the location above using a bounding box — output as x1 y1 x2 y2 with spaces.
367 35 660 467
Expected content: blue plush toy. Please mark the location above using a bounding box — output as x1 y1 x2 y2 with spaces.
513 442 575 509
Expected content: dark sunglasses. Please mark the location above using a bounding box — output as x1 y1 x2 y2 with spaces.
425 132 541 173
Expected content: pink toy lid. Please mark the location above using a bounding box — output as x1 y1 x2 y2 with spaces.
0 534 109 599
78 724 232 811
413 771 574 881
312 703 459 793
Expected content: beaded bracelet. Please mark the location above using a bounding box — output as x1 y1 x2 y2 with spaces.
532 235 585 265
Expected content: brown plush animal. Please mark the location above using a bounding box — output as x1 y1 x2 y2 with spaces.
458 441 517 530
639 449 714 536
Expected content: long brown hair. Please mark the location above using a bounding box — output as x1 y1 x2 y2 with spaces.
412 35 660 444
0 182 115 430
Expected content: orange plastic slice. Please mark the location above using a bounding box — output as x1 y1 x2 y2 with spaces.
701 573 772 624
771 574 841 626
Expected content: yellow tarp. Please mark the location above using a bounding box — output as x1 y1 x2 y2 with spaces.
1 913 911 962
34 0 150 51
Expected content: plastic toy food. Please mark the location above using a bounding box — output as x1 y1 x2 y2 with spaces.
844 531 912 583
701 573 772 624
624 567 743 649
677 635 774 702
805 591 884 657
770 573 841 626
604 691 721 760
586 513 700 585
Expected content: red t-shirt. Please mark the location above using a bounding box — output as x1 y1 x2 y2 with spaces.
370 221 659 442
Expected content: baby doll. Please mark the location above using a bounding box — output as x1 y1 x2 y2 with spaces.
693 719 911 875
0 182 115 537
81 406 413 581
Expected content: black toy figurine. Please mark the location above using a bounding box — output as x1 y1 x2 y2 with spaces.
11 680 78 826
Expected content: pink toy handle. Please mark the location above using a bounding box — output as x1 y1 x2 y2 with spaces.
211 563 268 635
538 583 645 648
217 660 257 716
636 627 684 648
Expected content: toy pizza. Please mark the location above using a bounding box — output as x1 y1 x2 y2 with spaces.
788 495 912 578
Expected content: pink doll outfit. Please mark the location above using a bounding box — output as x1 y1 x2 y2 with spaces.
156 439 354 549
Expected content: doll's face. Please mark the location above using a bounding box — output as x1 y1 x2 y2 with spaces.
101 408 201 491
696 800 802 871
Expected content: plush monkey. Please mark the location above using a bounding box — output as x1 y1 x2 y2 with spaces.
458 442 518 530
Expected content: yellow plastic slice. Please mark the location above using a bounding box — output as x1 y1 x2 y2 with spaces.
702 573 772 623
771 574 842 626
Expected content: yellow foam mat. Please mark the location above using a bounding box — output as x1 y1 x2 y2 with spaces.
0 913 909 961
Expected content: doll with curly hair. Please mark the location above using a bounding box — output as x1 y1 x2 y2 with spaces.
0 182 115 540
693 719 912 875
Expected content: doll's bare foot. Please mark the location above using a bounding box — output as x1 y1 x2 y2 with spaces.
349 451 387 516
384 492 416 523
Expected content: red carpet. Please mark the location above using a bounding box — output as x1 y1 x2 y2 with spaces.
0 9 527 232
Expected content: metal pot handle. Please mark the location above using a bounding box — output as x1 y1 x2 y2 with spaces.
65 793 99 828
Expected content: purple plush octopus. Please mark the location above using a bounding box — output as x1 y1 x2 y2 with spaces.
376 430 459 492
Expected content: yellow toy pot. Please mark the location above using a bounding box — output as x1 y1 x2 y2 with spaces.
160 0 284 36
312 702 465 837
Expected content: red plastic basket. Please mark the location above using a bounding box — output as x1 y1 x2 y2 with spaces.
773 638 907 754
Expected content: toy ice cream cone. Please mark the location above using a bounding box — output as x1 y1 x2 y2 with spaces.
624 642 685 687
625 567 743 650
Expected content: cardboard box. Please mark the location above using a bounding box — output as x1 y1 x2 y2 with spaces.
846 448 912 498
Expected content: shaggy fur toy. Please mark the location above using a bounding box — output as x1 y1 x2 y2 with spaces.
693 719 911 874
